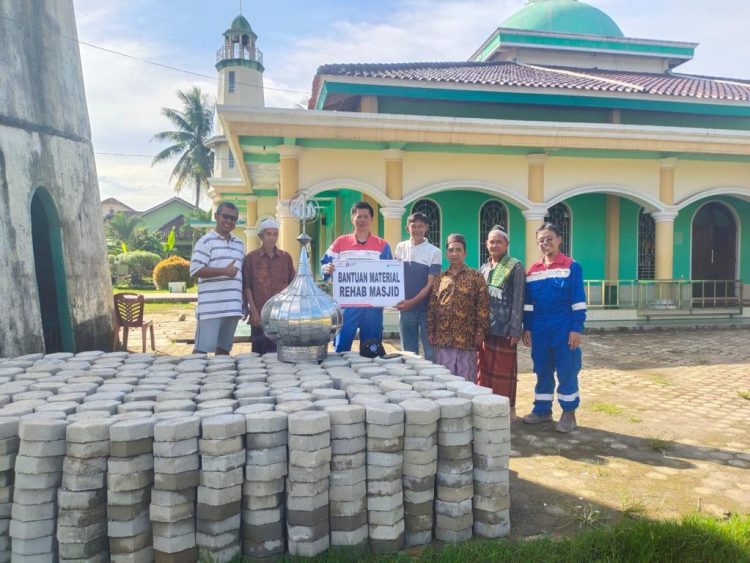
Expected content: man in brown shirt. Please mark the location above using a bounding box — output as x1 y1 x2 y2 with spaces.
243 218 295 354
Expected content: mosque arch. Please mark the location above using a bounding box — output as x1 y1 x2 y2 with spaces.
545 184 665 213
410 198 442 248
304 178 389 206
691 201 738 290
478 199 509 265
404 180 533 211
676 187 750 211
29 187 74 353
544 202 572 256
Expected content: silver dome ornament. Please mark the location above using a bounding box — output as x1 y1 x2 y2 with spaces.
260 193 343 363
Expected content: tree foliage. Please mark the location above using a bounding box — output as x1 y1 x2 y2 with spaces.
151 87 215 208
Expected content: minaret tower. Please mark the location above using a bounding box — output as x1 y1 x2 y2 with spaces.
215 14 265 108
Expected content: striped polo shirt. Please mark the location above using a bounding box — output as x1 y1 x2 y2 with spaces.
190 230 245 320
394 238 442 312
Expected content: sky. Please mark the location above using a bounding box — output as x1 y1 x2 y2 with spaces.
71 0 750 211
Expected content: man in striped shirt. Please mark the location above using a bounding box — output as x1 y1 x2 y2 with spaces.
189 201 245 355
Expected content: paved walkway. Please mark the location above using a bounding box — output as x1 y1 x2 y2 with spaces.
142 305 750 538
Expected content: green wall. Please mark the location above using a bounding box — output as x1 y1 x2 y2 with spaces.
674 196 750 282
618 198 640 280
139 199 195 232
568 193 607 279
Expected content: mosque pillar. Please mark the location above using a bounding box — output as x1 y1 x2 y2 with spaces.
278 145 302 267
244 196 260 252
654 158 678 280
524 154 547 267
383 149 405 251
605 195 620 280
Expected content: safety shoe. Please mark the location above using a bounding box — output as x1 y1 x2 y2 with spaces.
555 410 577 433
522 412 553 425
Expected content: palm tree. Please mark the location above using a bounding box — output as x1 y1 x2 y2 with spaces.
106 211 142 247
151 87 215 208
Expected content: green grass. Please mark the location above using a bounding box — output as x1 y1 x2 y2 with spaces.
114 287 197 294
210 514 750 562
590 402 624 416
644 373 673 386
738 390 750 401
628 415 642 423
646 435 671 455
143 302 194 313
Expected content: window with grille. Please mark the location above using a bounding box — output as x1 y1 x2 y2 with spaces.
637 207 655 280
479 200 508 265
228 71 236 93
544 203 571 255
227 150 235 169
411 199 441 247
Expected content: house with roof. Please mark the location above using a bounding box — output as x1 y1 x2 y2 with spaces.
208 0 750 327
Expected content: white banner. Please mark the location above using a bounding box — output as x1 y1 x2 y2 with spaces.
332 260 405 308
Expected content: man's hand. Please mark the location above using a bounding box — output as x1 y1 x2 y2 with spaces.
224 260 239 277
248 310 261 327
522 330 532 347
428 335 436 346
568 331 582 350
395 299 412 311
323 262 335 276
510 336 519 347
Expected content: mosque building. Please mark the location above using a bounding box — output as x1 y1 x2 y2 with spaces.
208 0 750 327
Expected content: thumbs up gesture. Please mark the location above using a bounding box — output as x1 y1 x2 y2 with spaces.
225 260 239 277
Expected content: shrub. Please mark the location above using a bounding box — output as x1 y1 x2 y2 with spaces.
116 251 161 285
153 255 193 290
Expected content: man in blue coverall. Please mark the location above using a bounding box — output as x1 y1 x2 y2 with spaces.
522 222 587 433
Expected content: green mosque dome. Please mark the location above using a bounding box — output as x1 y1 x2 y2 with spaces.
226 15 255 36
502 0 624 38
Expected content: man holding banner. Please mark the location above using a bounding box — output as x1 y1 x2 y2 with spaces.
321 201 393 352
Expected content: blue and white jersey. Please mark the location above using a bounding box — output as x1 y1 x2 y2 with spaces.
190 230 244 320
523 253 586 333
394 239 442 312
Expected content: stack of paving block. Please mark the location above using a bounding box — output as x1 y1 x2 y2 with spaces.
435 397 474 543
152 416 200 562
196 414 244 561
365 403 405 554
242 411 287 559
325 404 367 549
107 417 155 562
0 417 19 562
400 399 440 547
58 418 111 562
286 410 330 557
471 395 511 538
11 415 68 561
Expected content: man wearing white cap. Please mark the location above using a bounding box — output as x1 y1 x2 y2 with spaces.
242 218 295 354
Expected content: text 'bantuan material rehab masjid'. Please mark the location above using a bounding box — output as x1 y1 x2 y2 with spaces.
207 0 750 329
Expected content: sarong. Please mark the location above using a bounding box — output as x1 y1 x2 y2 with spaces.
435 347 478 383
251 325 277 355
477 335 518 406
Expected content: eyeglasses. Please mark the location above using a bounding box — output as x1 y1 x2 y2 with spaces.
218 213 238 222
537 236 556 245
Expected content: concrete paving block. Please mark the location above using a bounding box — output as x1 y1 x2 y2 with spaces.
287 410 330 436
57 521 106 543
61 472 107 495
18 417 67 441
196 501 240 522
241 506 283 527
366 493 402 512
198 437 243 456
287 535 329 557
366 464 402 482
150 488 195 506
197 485 241 507
437 429 473 446
275 401 314 415
110 418 155 443
329 465 367 487
0 436 19 456
367 479 402 496
200 451 244 472
435 526 472 543
403 488 434 504
366 451 403 468
403 422 438 438
152 518 194 539
199 467 243 489
474 518 510 539
471 394 510 417
330 451 366 471
244 461 287 481
329 481 366 502
106 469 153 492
287 431 329 452
106 486 150 508
8 534 54 555
436 470 473 488
329 510 367 531
330 524 368 547
285 477 328 499
403 447 437 465
289 447 331 469
57 488 105 510
153 418 200 442
473 453 509 471
153 438 198 458
330 422 366 439
473 506 510 525
366 423 404 439
66 440 109 459
473 441 511 457
329 497 367 518
288 464 330 483
365 403 404 425
244 431 287 450
367 436 403 453
108 453 154 474
286 490 328 512
241 493 283 511
435 397 472 419
435 498 472 517
14 471 61 489
57 505 106 528
436 512 473 531
152 531 196 554
200 414 245 440
436 483 474 503
10 501 55 522
9 517 55 539
153 470 199 491
402 474 435 492
368 504 404 527
474 480 509 498
76 400 120 415
438 417 473 433
241 537 284 559
287 520 329 542
107 511 151 538
14 454 63 474
57 535 107 559
473 494 511 512
109 438 153 458
403 434 437 451
196 513 240 536
473 415 510 431
244 446 286 466
473 428 510 446
331 436 366 455
153 454 200 476
437 457 473 475
368 519 405 541
405 529 432 547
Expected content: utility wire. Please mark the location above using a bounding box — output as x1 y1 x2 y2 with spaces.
0 13 312 96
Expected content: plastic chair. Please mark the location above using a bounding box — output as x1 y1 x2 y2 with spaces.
113 293 155 352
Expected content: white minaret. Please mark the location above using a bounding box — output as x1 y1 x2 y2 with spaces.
215 14 265 110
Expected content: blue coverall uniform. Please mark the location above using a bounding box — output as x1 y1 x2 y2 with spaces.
523 253 587 414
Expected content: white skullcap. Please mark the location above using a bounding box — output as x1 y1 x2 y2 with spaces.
258 218 280 234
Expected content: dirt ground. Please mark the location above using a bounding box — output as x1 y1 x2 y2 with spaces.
142 304 750 538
